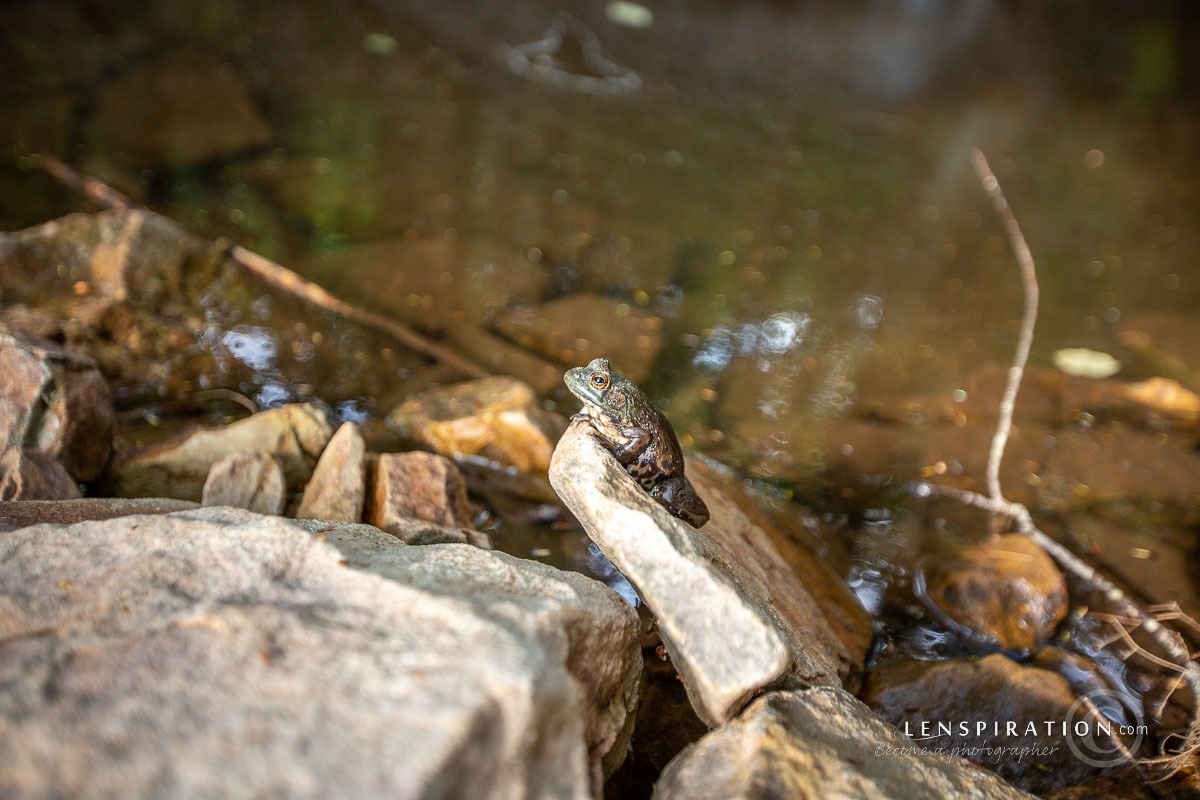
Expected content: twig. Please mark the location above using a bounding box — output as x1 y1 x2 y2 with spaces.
32 154 488 379
921 150 1200 772
969 148 1038 504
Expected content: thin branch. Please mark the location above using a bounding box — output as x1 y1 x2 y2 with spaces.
969 148 1039 503
32 154 488 379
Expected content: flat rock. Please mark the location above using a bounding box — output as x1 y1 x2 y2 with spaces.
0 507 641 798
551 421 851 725
0 330 113 482
295 421 366 522
494 294 663 382
369 451 472 529
0 448 81 501
89 49 271 167
919 533 1067 655
863 655 1115 795
107 403 333 502
387 376 566 474
201 450 286 515
0 498 198 531
655 687 1030 800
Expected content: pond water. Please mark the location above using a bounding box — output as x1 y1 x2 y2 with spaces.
4 0 1198 673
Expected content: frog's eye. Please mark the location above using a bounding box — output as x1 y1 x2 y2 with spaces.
590 372 609 390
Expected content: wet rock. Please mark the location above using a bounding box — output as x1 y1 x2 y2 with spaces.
369 451 472 529
0 507 640 798
90 49 271 167
0 448 81 501
0 497 198 531
494 294 663 382
295 421 365 522
107 403 333 502
0 330 113 482
200 450 286 516
656 687 1028 800
551 421 852 726
387 376 567 474
863 655 1113 795
919 533 1067 655
1119 312 1200 393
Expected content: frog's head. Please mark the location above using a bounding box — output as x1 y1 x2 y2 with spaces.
565 357 627 421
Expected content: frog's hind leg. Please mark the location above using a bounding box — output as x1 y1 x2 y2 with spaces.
650 477 710 528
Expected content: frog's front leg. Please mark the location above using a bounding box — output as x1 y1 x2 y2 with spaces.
612 425 652 461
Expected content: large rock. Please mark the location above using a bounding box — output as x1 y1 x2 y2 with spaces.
0 330 113 482
107 403 333 501
494 294 664 382
550 420 853 725
919 533 1067 655
387 376 566 474
0 508 641 798
90 49 271 167
295 421 366 522
863 655 1118 795
655 688 1030 799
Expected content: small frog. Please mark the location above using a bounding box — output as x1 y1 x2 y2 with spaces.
564 357 710 528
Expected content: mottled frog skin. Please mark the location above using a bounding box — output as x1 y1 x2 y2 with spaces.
564 357 710 528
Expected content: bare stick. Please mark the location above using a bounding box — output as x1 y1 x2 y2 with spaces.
969 148 1039 503
33 154 488 379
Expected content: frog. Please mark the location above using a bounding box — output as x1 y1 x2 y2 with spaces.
564 357 710 528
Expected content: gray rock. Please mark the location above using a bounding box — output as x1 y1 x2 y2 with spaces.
0 330 113 482
655 688 1031 799
0 507 641 798
552 421 851 725
201 449 286 515
0 498 198 531
107 403 332 501
295 421 366 522
0 448 81 501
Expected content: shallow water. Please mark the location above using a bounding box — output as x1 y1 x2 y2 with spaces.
4 0 1197 651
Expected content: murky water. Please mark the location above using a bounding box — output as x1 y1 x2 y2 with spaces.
4 0 1198 686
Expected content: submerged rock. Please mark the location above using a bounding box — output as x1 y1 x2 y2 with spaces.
655 687 1029 800
494 294 663 382
919 533 1067 655
107 403 333 501
200 449 286 515
0 330 113 482
387 375 566 474
0 507 641 798
863 655 1116 795
551 420 854 726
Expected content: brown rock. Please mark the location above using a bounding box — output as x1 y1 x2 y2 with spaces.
108 403 332 502
863 654 1121 795
201 450 286 516
656 687 1028 800
370 451 473 530
0 498 199 531
90 49 271 167
494 294 663 382
0 330 113 482
445 324 564 395
387 376 566 474
919 533 1066 655
295 422 366 522
0 448 81 501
